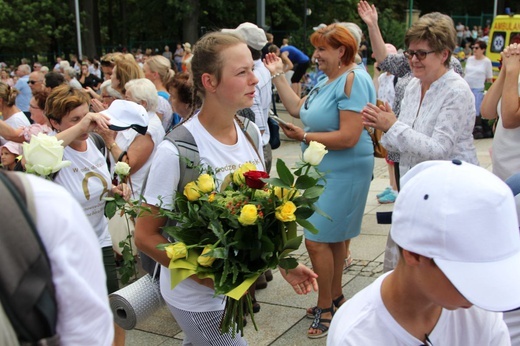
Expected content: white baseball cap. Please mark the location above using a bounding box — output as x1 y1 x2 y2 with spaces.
391 160 520 312
100 100 149 135
313 23 327 31
222 22 267 51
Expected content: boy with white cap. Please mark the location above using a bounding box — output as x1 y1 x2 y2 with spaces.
328 159 520 345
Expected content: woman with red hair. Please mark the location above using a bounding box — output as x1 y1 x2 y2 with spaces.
264 23 376 338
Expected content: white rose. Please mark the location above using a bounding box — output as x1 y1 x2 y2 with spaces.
114 161 131 177
303 141 328 166
23 133 71 176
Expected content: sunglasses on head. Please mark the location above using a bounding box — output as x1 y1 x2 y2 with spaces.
404 49 436 61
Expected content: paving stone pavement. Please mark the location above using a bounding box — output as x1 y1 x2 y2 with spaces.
124 104 494 345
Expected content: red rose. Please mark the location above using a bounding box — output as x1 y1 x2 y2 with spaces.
243 170 269 189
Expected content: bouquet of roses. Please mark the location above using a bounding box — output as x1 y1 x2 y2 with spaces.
159 141 329 336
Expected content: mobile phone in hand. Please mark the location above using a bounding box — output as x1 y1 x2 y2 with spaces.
270 115 289 127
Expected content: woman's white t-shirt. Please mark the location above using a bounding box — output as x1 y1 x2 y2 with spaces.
143 115 264 312
1 111 31 145
55 138 112 248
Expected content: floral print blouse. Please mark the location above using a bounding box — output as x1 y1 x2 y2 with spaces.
381 69 478 176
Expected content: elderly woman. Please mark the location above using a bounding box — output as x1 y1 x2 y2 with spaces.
481 43 520 181
361 13 478 177
90 80 122 113
265 24 376 338
98 78 165 199
358 1 464 187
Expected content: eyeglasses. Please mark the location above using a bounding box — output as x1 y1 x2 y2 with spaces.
27 80 41 85
472 46 481 50
404 49 436 61
304 87 320 110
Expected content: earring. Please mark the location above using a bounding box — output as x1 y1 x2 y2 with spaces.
338 60 342 69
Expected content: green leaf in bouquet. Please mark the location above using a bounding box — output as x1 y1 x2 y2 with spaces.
311 203 332 221
105 200 117 219
275 158 295 186
279 235 303 258
296 218 320 234
262 177 292 189
295 206 315 219
302 185 325 199
278 257 299 271
208 246 228 259
294 174 318 189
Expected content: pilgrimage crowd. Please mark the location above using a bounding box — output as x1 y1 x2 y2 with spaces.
1 1 520 345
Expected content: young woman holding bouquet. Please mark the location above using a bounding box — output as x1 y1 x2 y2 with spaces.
44 84 130 345
135 32 318 345
264 24 376 338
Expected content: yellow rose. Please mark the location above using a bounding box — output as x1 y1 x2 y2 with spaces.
183 181 202 201
208 192 216 203
275 201 297 222
165 242 188 260
232 163 257 185
196 173 215 193
23 133 71 176
303 141 328 166
197 246 217 267
238 204 258 225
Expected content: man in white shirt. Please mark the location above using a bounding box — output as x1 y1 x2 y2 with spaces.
1 173 113 345
329 160 520 346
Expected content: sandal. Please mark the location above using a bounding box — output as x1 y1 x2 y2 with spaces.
307 305 334 339
306 294 345 319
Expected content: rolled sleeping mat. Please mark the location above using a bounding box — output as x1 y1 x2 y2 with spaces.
109 274 164 330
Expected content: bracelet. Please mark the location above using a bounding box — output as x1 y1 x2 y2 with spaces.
302 132 308 144
271 72 285 80
108 142 117 151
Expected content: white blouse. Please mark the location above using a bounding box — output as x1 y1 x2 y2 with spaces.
381 69 478 176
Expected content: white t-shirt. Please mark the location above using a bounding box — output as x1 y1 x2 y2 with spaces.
27 174 113 345
143 115 264 312
328 273 511 346
1 111 31 145
377 73 396 108
156 96 173 131
110 112 165 199
492 75 520 181
55 138 112 248
464 56 493 89
251 59 272 146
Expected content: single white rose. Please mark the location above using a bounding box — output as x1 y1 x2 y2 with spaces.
114 161 131 177
303 141 328 166
23 133 71 176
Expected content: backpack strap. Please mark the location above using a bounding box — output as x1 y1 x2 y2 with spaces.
0 172 59 345
164 124 201 193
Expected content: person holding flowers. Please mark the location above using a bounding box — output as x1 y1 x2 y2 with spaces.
264 24 376 338
43 84 130 346
135 32 318 345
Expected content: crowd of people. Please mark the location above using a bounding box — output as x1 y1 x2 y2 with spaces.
1 1 520 345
